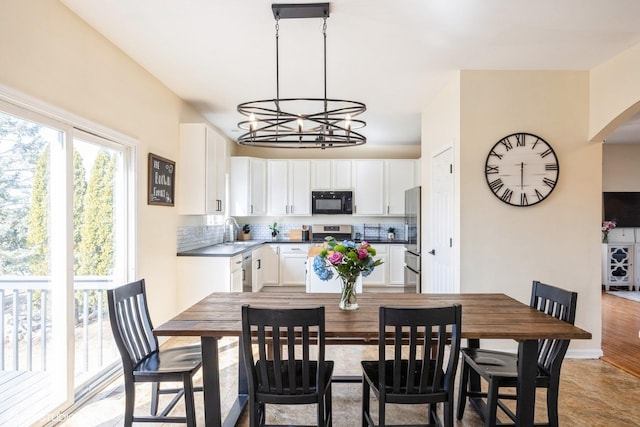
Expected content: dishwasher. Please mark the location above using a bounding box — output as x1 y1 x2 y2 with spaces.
242 251 252 292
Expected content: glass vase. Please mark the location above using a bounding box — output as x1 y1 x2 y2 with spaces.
339 277 359 310
602 232 608 243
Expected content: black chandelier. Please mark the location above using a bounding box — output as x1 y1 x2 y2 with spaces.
237 3 366 149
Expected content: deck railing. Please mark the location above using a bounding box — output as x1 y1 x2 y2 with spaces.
0 276 115 374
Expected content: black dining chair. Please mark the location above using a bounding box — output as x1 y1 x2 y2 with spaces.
361 304 462 427
107 279 203 426
456 280 578 427
241 304 334 427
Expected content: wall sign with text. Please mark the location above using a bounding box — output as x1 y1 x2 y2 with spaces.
148 153 175 206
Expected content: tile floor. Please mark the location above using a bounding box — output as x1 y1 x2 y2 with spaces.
60 337 640 427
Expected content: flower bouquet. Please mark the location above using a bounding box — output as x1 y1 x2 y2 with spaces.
602 220 616 243
313 236 383 310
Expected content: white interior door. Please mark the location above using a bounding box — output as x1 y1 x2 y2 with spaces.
429 147 456 293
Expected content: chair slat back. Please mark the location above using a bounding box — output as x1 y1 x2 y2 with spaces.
530 281 578 375
107 279 158 370
379 305 462 396
242 305 326 396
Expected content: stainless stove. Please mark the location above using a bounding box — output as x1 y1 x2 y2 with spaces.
311 224 352 242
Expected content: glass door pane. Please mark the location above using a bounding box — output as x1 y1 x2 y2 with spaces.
72 137 124 389
0 109 67 425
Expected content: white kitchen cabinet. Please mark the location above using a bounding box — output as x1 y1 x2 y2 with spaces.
389 244 406 286
262 244 280 285
311 159 352 190
278 244 310 286
176 254 242 311
267 160 311 216
362 244 388 286
179 123 228 215
252 246 266 292
602 243 635 290
229 157 267 216
352 159 385 216
385 160 416 215
230 254 243 293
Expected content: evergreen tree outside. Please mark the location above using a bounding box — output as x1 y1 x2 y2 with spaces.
26 146 50 276
72 149 87 274
78 150 115 276
0 113 49 275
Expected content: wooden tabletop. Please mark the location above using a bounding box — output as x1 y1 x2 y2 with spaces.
154 292 592 342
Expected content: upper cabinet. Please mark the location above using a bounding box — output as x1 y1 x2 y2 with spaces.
311 159 352 190
352 159 417 216
178 123 227 215
385 159 416 216
352 160 385 215
229 157 267 216
267 160 311 216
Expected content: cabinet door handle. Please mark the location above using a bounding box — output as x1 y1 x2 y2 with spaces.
257 259 261 269
285 205 289 214
250 205 254 214
290 205 294 214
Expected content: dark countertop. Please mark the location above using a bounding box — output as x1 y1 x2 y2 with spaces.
177 239 408 257
177 241 266 257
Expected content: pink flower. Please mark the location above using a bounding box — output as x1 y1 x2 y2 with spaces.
360 241 370 248
328 252 343 264
357 248 368 259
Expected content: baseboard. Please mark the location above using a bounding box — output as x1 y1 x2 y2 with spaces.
566 348 603 359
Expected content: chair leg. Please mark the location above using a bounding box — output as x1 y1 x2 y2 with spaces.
150 381 160 415
362 379 370 427
457 359 469 420
318 393 325 427
183 375 196 427
123 380 135 427
325 384 333 427
378 392 385 427
485 380 499 427
547 381 561 427
444 400 454 427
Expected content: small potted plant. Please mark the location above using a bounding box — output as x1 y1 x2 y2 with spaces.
387 227 395 240
269 222 280 241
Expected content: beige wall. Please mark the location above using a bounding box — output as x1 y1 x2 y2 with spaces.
590 43 640 142
603 144 640 191
0 0 207 323
456 71 601 354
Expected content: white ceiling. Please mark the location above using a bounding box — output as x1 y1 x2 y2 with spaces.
59 0 640 146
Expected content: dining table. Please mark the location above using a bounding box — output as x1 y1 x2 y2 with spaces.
153 292 592 427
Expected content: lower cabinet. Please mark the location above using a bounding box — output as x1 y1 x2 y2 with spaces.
261 245 280 286
389 245 406 286
177 254 243 311
362 244 388 286
602 243 635 290
279 244 311 286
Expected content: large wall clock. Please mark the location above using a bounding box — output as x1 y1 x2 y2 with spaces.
484 132 559 207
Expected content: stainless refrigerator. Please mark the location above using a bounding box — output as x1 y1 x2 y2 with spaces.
404 186 421 293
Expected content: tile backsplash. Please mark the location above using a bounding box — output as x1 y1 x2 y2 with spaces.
177 222 406 252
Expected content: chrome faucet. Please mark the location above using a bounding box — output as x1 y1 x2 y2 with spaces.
224 217 240 243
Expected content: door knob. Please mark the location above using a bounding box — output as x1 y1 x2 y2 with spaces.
428 249 436 255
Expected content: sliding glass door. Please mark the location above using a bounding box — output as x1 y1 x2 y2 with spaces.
0 100 135 425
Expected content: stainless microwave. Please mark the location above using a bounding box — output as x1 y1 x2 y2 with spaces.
311 191 353 215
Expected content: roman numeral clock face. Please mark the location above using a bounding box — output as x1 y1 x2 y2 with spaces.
485 133 559 207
